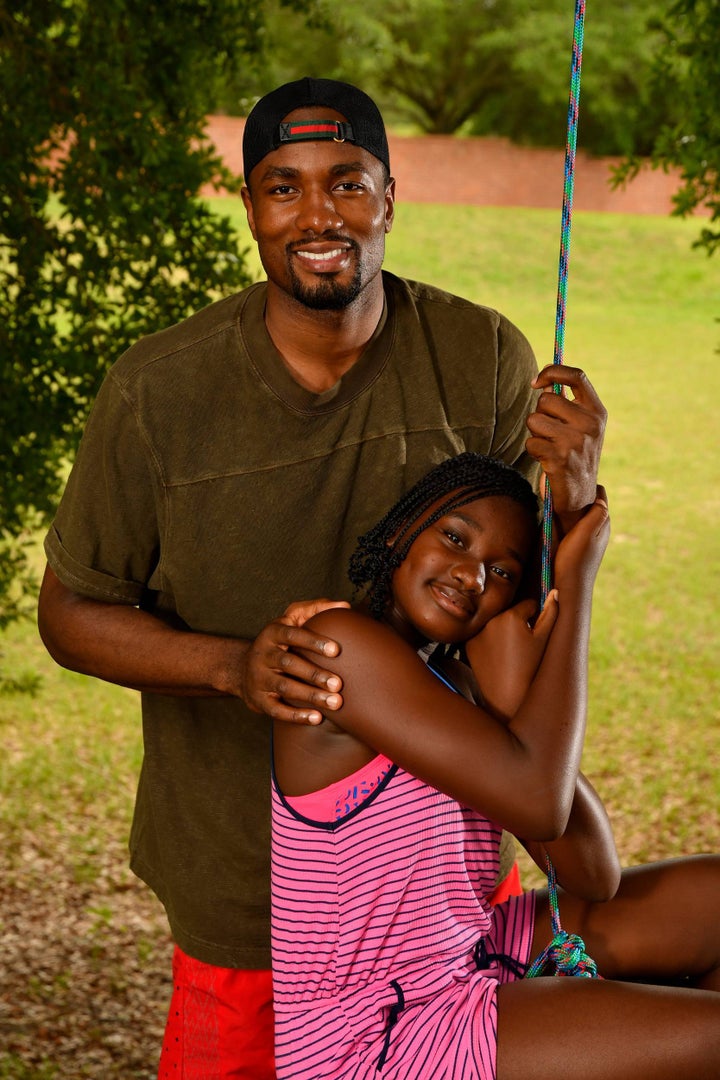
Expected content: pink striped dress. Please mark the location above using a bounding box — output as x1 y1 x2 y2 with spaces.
271 754 536 1079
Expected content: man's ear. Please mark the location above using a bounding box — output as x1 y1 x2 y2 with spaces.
384 177 396 234
241 186 258 241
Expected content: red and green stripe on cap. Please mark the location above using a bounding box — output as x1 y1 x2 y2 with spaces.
277 119 355 145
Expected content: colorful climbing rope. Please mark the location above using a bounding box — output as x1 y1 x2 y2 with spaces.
541 0 586 606
529 1 602 982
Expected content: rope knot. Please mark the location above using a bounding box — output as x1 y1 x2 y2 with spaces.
550 930 599 978
525 855 601 980
526 928 600 979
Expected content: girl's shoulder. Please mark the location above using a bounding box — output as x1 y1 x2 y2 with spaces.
306 606 399 647
303 606 426 683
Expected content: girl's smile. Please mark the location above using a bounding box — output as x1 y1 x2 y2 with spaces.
382 494 536 646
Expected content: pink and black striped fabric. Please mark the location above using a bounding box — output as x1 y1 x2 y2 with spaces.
271 757 535 1078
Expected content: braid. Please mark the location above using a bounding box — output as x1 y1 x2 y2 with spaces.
348 453 538 618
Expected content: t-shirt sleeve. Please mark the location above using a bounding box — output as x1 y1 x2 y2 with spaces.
44 372 162 605
490 313 541 489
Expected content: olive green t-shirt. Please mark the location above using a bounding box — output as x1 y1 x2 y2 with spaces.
44 271 539 967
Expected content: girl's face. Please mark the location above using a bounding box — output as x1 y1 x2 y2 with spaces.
384 494 536 646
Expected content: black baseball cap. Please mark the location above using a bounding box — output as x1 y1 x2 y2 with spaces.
242 77 390 181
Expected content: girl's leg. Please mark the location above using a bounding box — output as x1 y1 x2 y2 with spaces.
497 977 720 1080
530 855 720 989
495 856 720 1077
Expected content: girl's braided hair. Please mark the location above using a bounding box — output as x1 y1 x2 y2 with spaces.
348 452 539 618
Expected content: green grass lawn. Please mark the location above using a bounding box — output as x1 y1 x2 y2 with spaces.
0 201 718 1074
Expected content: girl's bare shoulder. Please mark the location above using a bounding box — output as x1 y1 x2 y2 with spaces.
303 607 426 679
306 606 400 646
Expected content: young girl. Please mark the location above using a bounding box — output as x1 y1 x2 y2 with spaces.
271 453 719 1080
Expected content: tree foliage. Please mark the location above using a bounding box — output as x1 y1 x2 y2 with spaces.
471 0 672 156
616 0 720 256
338 0 519 136
217 0 674 156
0 0 290 628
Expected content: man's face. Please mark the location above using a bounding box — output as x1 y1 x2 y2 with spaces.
241 108 395 312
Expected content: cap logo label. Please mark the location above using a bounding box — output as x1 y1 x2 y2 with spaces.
277 119 355 146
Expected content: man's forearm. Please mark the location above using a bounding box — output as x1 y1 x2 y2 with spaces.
38 565 250 697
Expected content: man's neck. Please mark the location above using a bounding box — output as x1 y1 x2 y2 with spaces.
264 282 385 394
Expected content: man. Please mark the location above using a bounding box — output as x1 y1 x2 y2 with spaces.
37 78 606 1077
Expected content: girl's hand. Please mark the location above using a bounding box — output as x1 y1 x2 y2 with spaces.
465 592 559 721
553 486 610 590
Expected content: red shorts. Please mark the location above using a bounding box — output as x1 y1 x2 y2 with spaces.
486 861 523 907
158 866 522 1078
158 948 275 1080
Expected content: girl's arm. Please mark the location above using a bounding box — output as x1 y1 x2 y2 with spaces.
522 773 621 900
291 491 610 842
465 560 621 900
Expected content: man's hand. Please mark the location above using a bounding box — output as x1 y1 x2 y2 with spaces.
240 599 350 725
525 365 607 533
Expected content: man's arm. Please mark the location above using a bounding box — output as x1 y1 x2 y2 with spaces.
38 565 346 723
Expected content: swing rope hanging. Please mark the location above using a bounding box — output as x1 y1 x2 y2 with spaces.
540 0 585 608
525 0 601 982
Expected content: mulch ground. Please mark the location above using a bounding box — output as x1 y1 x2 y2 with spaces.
1 837 171 1078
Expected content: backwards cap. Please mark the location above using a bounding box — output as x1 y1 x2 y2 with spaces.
243 77 390 181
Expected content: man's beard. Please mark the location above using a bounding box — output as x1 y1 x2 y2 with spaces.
286 243 363 311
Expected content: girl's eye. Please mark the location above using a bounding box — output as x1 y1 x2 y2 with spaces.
444 530 463 547
490 565 513 582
